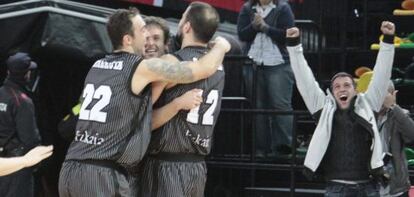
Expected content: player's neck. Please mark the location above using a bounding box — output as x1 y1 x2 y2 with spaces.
114 46 137 55
181 37 207 49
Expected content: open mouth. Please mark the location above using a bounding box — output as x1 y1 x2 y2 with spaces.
145 49 157 53
339 95 348 101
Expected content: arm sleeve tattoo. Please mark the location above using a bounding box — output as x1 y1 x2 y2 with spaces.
146 59 194 83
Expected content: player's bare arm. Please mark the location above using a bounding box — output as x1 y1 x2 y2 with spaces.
131 36 230 95
152 88 202 130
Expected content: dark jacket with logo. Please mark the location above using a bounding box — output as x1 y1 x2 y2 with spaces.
0 79 41 156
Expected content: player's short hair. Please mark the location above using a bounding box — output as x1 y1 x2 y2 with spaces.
183 2 220 43
107 8 140 50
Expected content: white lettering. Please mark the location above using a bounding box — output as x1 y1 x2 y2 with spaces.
92 60 123 70
185 130 210 148
74 130 105 145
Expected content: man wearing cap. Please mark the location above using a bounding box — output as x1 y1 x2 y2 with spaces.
0 52 41 197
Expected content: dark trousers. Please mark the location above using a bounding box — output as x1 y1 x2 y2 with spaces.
325 181 379 197
0 168 34 197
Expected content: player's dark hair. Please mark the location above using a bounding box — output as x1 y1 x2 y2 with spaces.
107 8 140 50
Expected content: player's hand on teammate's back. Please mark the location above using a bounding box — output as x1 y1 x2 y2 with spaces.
174 89 203 110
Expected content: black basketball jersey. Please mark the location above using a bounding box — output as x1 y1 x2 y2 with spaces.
65 52 152 168
148 46 225 155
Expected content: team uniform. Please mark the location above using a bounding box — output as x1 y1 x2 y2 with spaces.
58 52 152 197
140 46 225 197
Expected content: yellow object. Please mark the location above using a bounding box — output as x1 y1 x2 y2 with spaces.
371 44 380 50
355 67 372 77
393 9 414 15
72 103 81 115
63 103 81 121
356 71 373 93
370 43 401 50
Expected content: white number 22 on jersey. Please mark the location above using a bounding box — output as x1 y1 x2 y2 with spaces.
79 84 112 123
186 90 219 125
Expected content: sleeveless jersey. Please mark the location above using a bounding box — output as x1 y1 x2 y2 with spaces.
148 46 225 155
65 52 152 168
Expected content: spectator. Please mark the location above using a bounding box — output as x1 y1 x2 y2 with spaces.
286 21 395 196
0 52 42 197
237 0 295 158
376 81 414 197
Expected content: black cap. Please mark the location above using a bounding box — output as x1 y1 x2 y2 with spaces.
6 52 37 74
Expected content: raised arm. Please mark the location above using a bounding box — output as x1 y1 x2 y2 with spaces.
364 21 395 112
151 89 203 130
131 36 230 95
286 27 325 114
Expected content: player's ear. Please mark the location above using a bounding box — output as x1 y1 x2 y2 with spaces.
183 22 191 34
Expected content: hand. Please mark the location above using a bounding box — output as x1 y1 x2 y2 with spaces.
252 14 265 30
174 89 203 110
23 145 53 168
383 90 397 109
211 36 231 53
380 21 395 35
286 27 300 38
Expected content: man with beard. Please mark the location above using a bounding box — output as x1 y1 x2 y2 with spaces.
58 8 230 197
0 52 42 197
140 2 224 197
286 21 395 196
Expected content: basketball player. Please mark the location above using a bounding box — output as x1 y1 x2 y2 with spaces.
140 2 224 197
144 16 171 59
58 8 230 197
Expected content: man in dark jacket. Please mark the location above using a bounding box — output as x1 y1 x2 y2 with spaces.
0 52 42 197
377 81 414 197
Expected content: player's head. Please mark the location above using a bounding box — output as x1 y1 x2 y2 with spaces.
176 2 220 46
330 72 357 110
107 8 148 55
144 16 170 58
